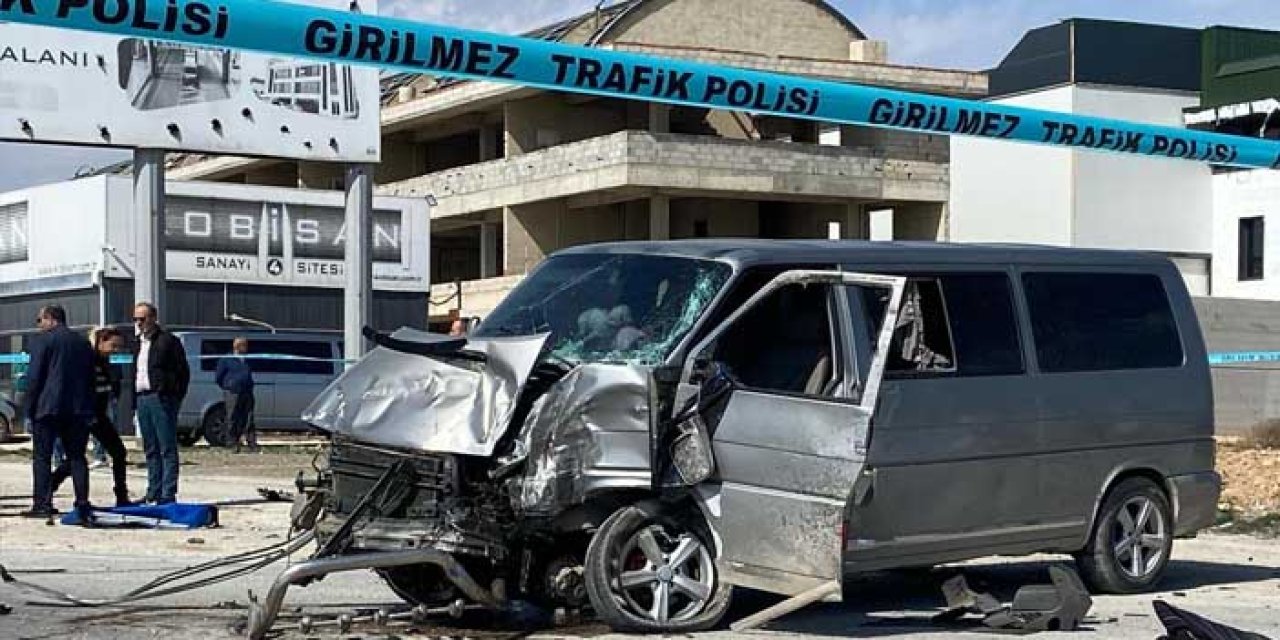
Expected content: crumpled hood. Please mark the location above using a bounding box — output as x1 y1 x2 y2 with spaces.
301 329 549 456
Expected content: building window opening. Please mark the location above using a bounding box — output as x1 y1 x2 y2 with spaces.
1239 216 1265 282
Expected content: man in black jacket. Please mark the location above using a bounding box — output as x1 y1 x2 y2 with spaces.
131 302 190 504
23 305 95 520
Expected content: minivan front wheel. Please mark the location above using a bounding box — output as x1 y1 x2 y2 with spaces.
1076 477 1173 594
584 503 732 633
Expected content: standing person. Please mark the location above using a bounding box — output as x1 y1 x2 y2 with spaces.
21 305 95 521
50 328 133 506
215 337 258 454
131 302 190 505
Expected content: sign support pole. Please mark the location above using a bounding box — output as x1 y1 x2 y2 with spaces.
343 163 374 364
133 148 166 315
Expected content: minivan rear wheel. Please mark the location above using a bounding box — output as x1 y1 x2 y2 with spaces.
584 502 732 633
201 404 231 447
1075 477 1173 594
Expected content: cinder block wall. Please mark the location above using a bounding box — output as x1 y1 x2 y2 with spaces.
1193 297 1280 435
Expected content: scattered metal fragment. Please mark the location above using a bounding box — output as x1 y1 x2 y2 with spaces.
256 488 294 503
934 566 1093 633
0 603 12 615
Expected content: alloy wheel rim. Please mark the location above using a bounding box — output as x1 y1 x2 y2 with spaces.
611 524 716 624
1111 496 1168 579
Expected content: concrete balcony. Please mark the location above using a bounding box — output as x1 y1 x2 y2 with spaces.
430 275 525 319
379 131 948 217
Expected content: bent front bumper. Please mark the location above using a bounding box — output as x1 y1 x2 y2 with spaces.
1169 471 1222 538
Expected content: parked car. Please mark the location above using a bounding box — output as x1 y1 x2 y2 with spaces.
289 241 1220 633
174 330 343 446
0 391 19 443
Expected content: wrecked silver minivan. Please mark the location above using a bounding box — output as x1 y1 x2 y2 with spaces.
288 241 1220 633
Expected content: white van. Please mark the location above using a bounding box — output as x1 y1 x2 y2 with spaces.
174 330 343 446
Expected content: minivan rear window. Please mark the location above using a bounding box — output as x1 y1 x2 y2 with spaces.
860 273 1023 378
1022 273 1184 373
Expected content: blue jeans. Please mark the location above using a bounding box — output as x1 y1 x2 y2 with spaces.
136 394 180 503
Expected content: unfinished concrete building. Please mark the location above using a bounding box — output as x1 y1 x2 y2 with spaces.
166 0 986 322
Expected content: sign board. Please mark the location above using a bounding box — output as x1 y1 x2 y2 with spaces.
157 188 423 289
0 0 380 162
0 176 429 294
121 180 429 290
3 0 1280 170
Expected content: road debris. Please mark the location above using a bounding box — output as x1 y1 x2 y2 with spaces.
1154 600 1272 639
934 565 1093 632
256 487 294 503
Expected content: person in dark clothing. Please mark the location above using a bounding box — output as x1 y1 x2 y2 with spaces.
131 302 190 505
50 328 132 507
215 337 259 453
22 305 96 521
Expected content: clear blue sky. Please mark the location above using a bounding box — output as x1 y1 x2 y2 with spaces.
4 0 1279 192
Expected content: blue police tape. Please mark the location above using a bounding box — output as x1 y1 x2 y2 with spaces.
3 351 1278 367
2 1 1279 170
1207 352 1280 366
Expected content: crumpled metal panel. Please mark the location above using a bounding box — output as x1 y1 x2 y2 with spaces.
510 364 652 513
302 331 548 456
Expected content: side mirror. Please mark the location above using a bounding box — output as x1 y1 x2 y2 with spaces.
670 413 715 485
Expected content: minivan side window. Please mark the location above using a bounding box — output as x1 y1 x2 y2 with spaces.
861 274 1024 378
1022 272 1184 373
251 340 337 375
713 283 840 397
199 338 336 375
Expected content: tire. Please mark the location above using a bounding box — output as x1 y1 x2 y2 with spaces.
200 404 230 447
0 414 12 444
1075 477 1174 594
584 502 733 633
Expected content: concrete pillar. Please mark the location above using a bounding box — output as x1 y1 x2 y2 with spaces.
649 103 671 134
344 164 374 363
649 195 671 240
479 222 500 278
503 204 559 275
133 149 166 313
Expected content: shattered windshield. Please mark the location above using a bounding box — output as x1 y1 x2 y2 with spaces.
473 254 732 366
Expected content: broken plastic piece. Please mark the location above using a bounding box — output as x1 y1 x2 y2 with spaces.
935 566 1093 633
985 566 1093 632
937 573 1004 621
1154 600 1272 640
